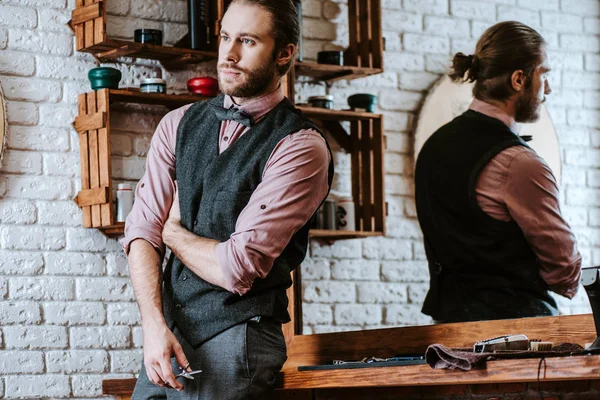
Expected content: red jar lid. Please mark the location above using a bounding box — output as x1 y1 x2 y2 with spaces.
187 77 218 89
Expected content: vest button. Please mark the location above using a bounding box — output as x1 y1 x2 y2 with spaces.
175 304 182 310
182 275 188 281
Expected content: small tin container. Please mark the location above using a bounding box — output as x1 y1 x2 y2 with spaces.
323 199 337 230
134 29 163 46
140 78 167 94
348 93 377 113
187 77 219 96
317 50 344 66
88 67 122 91
308 95 334 110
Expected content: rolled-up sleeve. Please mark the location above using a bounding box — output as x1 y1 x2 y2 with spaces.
215 129 331 295
504 150 582 298
120 105 190 257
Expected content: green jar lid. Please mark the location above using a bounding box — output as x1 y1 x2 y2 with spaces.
88 67 122 91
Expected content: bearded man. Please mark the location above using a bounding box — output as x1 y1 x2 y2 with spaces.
122 0 333 397
415 21 581 323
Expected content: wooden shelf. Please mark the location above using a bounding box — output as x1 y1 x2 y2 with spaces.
309 230 382 240
295 62 383 83
297 106 381 121
108 89 209 108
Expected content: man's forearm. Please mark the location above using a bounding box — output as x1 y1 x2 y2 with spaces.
163 221 227 290
128 239 167 327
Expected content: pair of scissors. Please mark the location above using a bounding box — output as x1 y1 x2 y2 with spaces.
175 364 202 380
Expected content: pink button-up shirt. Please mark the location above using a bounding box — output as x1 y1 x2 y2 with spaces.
121 87 331 295
471 99 581 298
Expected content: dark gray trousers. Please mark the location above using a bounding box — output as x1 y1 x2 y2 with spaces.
132 318 287 400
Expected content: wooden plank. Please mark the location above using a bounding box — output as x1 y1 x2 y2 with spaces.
296 106 380 122
71 2 102 26
283 269 299 347
73 186 109 207
360 119 373 231
358 0 372 68
97 89 111 226
370 0 383 69
346 0 358 66
86 91 101 227
94 0 105 45
96 45 140 60
372 117 385 234
309 230 382 239
77 93 91 228
75 0 85 50
103 379 137 395
83 0 95 49
109 89 208 108
72 111 106 133
279 355 600 390
350 121 362 231
321 121 351 152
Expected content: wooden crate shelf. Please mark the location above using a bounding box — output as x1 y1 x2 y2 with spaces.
295 62 383 84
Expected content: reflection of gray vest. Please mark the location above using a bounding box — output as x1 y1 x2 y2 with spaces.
163 95 333 347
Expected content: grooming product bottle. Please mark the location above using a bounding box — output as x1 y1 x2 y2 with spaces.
116 183 134 223
188 0 211 50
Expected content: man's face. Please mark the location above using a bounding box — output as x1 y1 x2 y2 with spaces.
217 2 278 99
515 48 552 123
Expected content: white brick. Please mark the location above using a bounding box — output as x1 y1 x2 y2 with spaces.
63 80 91 104
5 0 65 6
382 31 402 52
383 52 425 71
381 261 429 282
106 0 129 15
10 277 74 300
0 28 7 49
38 8 71 33
310 238 362 259
590 209 600 226
386 175 414 195
66 228 122 252
130 0 187 22
3 326 68 349
323 1 346 20
111 111 163 134
0 351 44 373
556 125 591 146
110 349 143 373
0 302 41 324
424 16 470 38
567 109 600 128
37 54 97 81
592 130 600 147
106 15 163 40
585 91 600 110
451 1 496 22
36 200 81 226
584 17 600 34
385 132 411 153
0 251 43 275
548 51 584 71
331 259 380 281
77 277 135 301
451 38 477 54
132 326 143 347
588 169 600 188
561 166 587 186
560 34 600 53
107 302 140 325
363 237 413 260
425 54 451 73
8 125 69 151
111 133 134 156
6 375 70 398
497 6 541 28
9 28 72 56
1 76 62 102
517 0 559 9
303 281 356 303
43 152 80 177
561 0 600 16
5 175 72 200
302 303 333 325
300 258 331 280
6 101 38 125
44 302 106 325
71 375 103 397
567 187 600 206
357 282 408 303
586 54 600 72
403 0 448 15
39 103 77 128
0 198 37 224
385 304 433 325
404 33 449 54
1 226 65 251
0 4 37 28
106 252 129 276
334 304 382 325
408 283 429 303
0 277 6 299
563 71 600 90
112 156 146 180
47 350 108 373
45 252 104 275
399 71 439 91
380 89 422 111
300 19 336 40
71 326 131 349
565 148 600 167
304 0 323 17
548 89 584 108
382 11 422 32
0 50 35 76
541 11 583 33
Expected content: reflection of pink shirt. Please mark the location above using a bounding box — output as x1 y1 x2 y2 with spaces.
471 99 581 298
121 87 331 295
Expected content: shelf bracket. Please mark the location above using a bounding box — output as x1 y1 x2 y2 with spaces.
74 186 110 208
73 111 106 133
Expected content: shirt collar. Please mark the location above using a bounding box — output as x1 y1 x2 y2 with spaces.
469 98 519 133
223 86 284 123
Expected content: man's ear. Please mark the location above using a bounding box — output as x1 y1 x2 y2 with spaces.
276 44 296 67
510 70 526 92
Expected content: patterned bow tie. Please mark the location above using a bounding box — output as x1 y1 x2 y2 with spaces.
211 104 255 127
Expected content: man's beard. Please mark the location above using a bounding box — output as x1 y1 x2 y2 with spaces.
218 57 276 98
514 80 542 123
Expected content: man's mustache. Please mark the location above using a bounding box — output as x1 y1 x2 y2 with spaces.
218 64 246 74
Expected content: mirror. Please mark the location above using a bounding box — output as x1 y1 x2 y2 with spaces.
0 81 6 168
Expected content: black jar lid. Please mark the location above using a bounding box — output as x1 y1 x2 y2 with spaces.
135 28 163 35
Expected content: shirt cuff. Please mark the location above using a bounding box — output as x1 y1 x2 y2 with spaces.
215 241 253 296
120 227 165 258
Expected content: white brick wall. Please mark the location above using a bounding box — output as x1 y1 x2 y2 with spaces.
0 0 598 397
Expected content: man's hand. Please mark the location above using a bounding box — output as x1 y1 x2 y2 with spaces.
142 322 190 391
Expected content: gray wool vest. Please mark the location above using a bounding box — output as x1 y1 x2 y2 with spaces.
163 94 333 347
